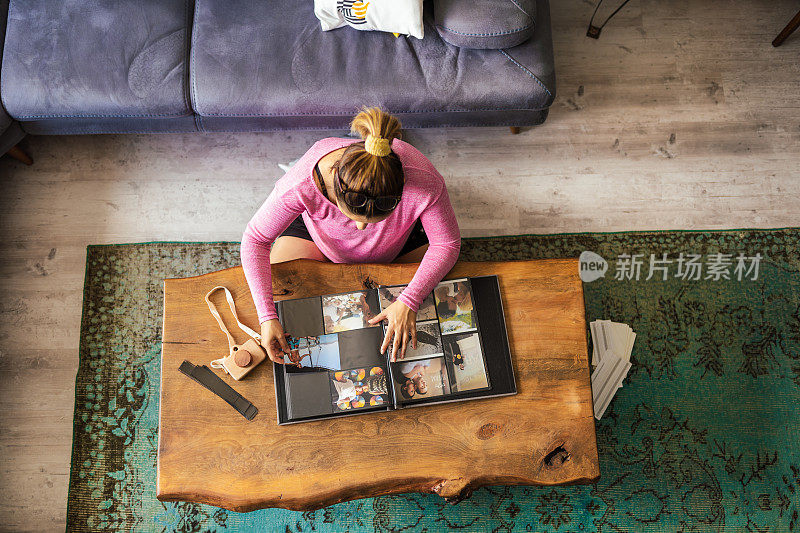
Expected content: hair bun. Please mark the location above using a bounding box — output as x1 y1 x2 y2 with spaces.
337 106 404 219
364 134 391 157
350 106 402 152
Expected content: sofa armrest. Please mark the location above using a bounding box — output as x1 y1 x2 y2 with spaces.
434 0 536 49
0 0 25 151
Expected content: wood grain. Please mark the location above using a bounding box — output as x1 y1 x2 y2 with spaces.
157 259 598 511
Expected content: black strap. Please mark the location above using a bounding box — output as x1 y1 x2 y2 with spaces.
587 0 632 39
179 361 258 420
313 162 332 202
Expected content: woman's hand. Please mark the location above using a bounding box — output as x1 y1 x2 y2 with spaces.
368 300 417 361
260 319 290 364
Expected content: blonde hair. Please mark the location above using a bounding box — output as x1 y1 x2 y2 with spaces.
335 107 404 218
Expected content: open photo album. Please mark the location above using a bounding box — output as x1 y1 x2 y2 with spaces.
273 275 516 424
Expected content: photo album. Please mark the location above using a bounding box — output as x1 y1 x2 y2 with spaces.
272 276 516 424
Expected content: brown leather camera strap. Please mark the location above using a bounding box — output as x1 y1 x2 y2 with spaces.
205 286 262 355
179 361 258 420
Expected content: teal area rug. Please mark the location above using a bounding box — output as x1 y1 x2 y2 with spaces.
67 229 800 532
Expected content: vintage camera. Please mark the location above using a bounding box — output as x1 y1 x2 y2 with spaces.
214 338 267 381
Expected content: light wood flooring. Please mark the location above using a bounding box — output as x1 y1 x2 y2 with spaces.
1 0 799 530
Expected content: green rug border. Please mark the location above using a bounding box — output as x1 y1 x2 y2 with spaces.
66 226 800 530
77 227 800 251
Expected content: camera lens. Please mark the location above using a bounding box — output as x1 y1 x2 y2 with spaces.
234 349 252 368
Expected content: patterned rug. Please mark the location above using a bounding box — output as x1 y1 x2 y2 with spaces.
67 229 800 532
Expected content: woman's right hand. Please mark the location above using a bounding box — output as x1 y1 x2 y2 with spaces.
260 319 290 364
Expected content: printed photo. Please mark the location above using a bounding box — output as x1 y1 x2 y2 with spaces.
378 285 437 321
392 356 451 402
443 333 489 392
395 320 444 361
285 334 341 371
322 291 380 334
331 367 389 412
434 279 477 334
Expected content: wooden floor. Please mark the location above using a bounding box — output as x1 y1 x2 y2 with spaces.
1 0 798 530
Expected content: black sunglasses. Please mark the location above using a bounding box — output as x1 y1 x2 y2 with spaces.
334 169 402 213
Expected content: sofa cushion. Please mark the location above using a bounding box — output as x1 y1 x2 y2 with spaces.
1 0 193 121
434 0 535 49
190 0 554 130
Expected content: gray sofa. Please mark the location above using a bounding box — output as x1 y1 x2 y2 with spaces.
0 0 23 155
0 0 555 155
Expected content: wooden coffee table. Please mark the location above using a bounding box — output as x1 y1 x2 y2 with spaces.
157 259 599 512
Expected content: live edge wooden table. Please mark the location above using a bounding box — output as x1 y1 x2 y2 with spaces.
157 259 599 512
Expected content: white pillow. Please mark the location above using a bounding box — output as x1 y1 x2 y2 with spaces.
314 0 424 40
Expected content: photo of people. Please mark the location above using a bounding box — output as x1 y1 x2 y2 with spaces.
443 333 490 392
392 357 450 402
434 279 477 334
395 320 444 361
331 367 389 412
378 285 437 321
322 291 379 334
285 334 341 371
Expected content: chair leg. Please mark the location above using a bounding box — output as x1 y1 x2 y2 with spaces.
509 127 521 135
6 145 33 165
773 9 800 47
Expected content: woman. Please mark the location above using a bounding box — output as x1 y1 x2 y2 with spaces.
435 281 473 319
396 360 431 400
241 107 461 363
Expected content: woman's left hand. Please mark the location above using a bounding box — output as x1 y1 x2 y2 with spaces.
368 300 417 361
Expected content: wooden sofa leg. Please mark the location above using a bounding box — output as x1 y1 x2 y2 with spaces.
6 145 33 165
509 127 521 134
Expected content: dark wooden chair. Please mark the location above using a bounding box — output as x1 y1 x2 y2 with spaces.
773 9 800 47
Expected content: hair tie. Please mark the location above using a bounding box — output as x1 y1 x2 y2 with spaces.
364 134 391 157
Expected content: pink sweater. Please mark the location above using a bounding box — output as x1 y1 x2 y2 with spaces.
241 137 461 323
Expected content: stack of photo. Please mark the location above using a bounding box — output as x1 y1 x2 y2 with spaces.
589 319 636 419
272 276 517 424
